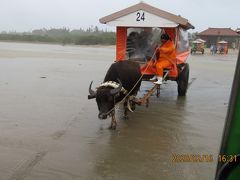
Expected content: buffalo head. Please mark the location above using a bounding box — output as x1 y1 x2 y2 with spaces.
88 79 123 119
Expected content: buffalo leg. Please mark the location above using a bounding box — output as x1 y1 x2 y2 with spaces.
156 85 160 98
124 100 128 119
110 111 117 130
146 98 149 108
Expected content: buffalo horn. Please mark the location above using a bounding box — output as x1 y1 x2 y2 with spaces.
110 79 122 95
88 81 96 99
127 99 134 112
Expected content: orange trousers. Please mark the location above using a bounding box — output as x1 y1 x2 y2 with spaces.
155 59 172 77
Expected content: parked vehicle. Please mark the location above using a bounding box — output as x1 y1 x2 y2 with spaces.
217 40 228 54
191 39 205 54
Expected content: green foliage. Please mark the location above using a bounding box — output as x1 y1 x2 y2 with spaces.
0 27 116 45
0 34 56 43
74 32 115 45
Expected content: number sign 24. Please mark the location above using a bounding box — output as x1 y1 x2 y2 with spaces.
136 12 145 21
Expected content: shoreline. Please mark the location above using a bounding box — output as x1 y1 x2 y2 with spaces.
0 40 115 48
0 40 116 48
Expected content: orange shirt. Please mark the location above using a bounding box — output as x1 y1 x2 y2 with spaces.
158 40 176 64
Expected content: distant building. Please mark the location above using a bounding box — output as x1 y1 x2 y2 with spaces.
197 28 240 48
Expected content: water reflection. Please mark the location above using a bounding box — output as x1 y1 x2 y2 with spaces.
90 82 194 179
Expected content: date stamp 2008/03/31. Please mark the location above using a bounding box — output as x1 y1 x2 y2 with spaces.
172 154 214 163
172 154 238 163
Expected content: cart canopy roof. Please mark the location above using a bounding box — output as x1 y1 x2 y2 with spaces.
218 40 228 44
192 40 203 44
99 2 194 29
196 38 206 43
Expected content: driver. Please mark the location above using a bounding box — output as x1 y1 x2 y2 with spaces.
150 33 176 85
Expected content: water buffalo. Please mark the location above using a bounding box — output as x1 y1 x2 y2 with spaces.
88 60 142 129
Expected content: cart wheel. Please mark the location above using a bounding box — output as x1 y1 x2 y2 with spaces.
177 63 189 96
156 85 160 98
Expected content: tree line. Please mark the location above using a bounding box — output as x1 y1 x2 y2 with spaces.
0 26 199 46
0 26 116 45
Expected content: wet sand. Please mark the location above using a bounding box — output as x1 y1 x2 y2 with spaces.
0 42 238 179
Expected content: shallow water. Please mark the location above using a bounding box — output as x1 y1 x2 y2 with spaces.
0 42 237 180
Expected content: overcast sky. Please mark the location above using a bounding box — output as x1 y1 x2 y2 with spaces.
1 0 239 33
